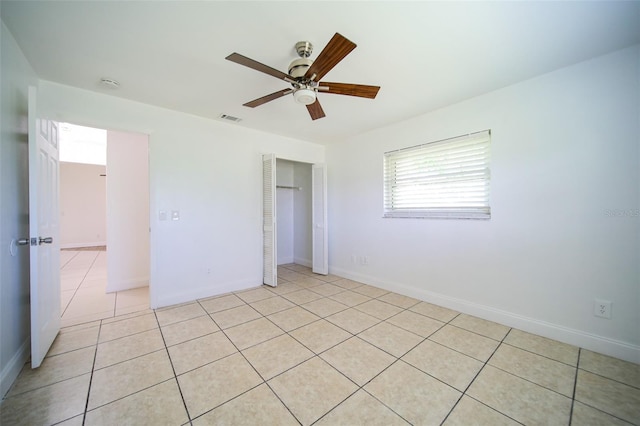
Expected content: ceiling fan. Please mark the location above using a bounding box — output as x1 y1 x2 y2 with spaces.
225 33 380 120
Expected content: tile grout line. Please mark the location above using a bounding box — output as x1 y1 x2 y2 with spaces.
322 293 459 423
233 282 452 368
342 298 452 358
498 340 581 368
80 319 103 426
481 362 580 401
200 286 401 425
344 310 462 424
439 327 522 425
192 300 304 425
262 380 304 426
309 295 461 425
575 366 640 391
59 249 81 269
568 348 582 426
153 309 193 423
273 289 383 426
60 250 101 319
564 353 638 425
220 293 464 362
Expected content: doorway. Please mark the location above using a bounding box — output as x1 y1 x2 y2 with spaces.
263 155 328 286
58 123 150 326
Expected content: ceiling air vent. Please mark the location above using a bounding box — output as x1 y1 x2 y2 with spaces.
219 114 242 123
99 77 120 89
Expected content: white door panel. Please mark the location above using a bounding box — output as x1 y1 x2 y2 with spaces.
28 86 61 368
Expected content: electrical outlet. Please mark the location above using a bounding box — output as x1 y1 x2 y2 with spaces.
594 299 612 319
362 256 369 265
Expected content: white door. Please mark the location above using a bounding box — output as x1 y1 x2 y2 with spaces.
262 154 277 286
28 86 61 368
312 164 328 275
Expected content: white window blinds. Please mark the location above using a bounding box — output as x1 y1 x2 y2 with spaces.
384 130 491 219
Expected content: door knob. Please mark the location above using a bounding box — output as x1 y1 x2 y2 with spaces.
17 238 30 246
39 237 53 245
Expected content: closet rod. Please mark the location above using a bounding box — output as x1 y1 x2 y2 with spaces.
276 185 302 190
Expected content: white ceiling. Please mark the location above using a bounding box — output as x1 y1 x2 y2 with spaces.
3 1 639 145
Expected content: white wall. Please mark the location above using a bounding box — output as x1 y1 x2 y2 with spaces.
59 162 107 248
276 159 294 265
38 81 325 308
106 130 150 292
293 162 312 266
327 46 640 363
0 21 38 397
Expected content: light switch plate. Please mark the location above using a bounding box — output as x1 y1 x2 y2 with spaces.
171 210 180 221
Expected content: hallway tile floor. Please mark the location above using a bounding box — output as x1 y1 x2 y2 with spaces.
2 264 639 425
60 249 150 327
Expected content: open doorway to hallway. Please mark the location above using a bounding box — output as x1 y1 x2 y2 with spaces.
58 123 150 326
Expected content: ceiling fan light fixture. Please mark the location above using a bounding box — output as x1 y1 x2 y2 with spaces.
294 88 316 105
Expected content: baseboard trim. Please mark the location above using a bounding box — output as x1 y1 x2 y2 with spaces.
330 266 640 364
278 257 294 265
106 277 149 293
0 338 29 398
153 278 261 309
60 241 106 249
293 257 312 268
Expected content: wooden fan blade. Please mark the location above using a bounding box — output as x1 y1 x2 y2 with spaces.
304 33 356 82
243 89 293 108
318 82 380 99
226 53 292 82
306 99 326 120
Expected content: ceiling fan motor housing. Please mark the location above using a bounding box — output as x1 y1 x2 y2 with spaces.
288 58 313 79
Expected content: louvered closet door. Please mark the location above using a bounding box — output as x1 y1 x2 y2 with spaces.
262 154 277 286
312 163 328 275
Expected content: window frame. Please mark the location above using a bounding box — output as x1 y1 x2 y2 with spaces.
383 130 491 220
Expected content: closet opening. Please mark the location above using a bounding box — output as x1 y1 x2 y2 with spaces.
262 155 327 286
276 159 311 270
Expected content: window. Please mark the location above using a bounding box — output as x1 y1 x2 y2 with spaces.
383 130 491 219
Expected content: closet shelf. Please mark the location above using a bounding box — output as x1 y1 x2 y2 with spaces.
276 185 302 190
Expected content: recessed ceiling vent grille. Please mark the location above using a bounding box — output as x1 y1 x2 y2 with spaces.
219 114 242 123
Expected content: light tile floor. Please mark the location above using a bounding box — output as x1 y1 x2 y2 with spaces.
60 249 150 327
2 263 639 425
